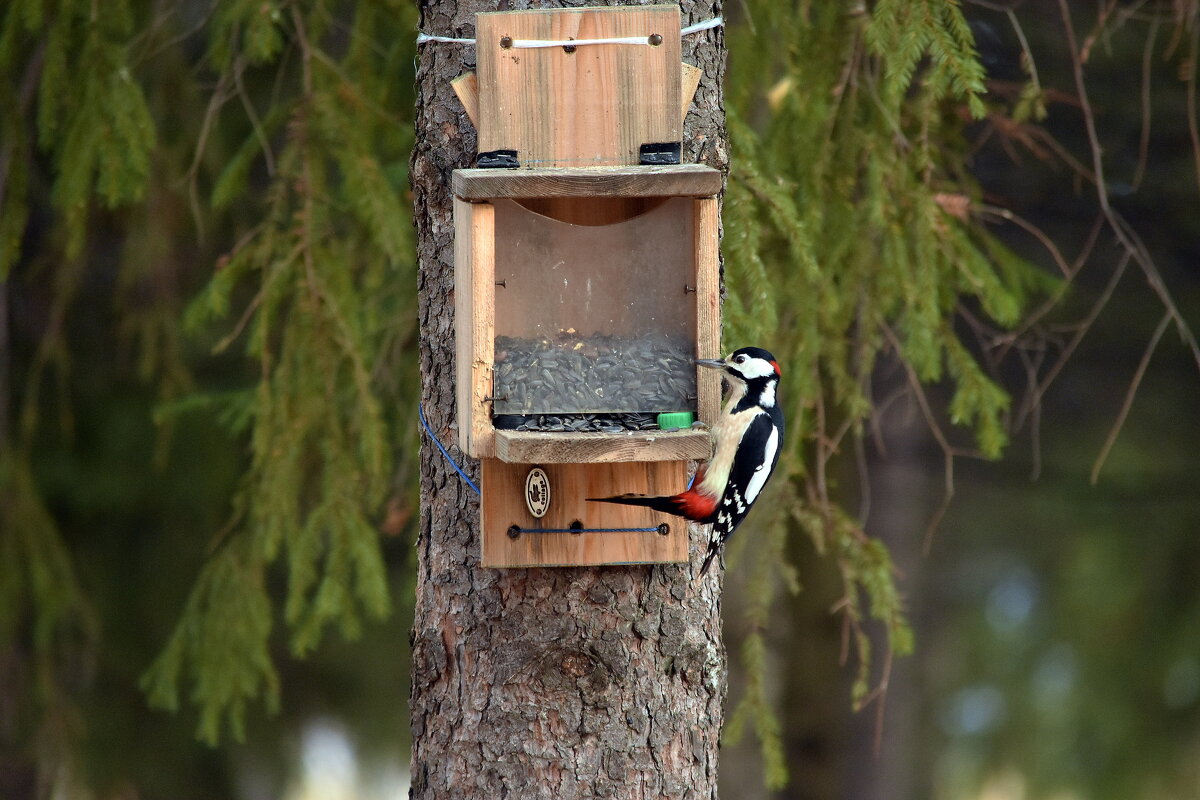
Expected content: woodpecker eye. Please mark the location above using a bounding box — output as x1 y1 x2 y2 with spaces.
734 354 747 364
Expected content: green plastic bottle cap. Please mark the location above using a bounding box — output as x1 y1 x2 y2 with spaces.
656 412 695 431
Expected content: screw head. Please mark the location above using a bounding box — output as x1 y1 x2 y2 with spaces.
500 35 513 49
648 33 663 46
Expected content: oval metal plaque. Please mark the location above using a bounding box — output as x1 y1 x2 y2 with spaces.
525 467 550 518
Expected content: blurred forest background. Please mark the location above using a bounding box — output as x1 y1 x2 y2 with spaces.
3 1 1199 799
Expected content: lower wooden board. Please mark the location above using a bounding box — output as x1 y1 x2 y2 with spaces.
481 458 691 567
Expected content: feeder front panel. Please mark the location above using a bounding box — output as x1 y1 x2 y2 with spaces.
492 197 697 417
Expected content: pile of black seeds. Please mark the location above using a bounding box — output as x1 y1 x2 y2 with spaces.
493 411 660 433
493 332 695 416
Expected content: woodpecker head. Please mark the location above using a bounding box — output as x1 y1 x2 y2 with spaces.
696 347 781 406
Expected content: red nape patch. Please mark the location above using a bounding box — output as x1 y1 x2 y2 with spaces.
770 360 781 375
674 488 719 521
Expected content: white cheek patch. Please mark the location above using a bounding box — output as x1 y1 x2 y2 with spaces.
744 426 780 505
736 358 778 380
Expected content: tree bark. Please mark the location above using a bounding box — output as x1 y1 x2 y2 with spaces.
410 1 728 798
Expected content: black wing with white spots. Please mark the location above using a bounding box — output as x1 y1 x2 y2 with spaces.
699 409 784 574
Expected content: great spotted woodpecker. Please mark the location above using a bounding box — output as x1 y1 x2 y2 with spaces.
589 347 784 575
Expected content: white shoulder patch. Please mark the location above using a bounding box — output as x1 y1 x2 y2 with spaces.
744 426 780 504
759 381 776 408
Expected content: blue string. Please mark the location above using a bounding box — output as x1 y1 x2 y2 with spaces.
418 403 481 496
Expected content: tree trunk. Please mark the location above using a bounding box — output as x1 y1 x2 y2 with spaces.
409 1 728 797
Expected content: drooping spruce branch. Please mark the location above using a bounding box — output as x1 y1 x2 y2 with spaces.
141 2 418 743
721 1 1044 785
0 0 153 767
1 0 417 748
723 0 1200 787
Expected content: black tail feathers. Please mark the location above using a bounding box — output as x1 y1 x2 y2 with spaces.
586 493 684 517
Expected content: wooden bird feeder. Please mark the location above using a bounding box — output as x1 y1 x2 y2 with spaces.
451 5 722 567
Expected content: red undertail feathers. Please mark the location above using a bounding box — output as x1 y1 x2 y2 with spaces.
587 485 719 522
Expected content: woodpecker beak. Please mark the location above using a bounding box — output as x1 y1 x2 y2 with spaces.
695 358 726 370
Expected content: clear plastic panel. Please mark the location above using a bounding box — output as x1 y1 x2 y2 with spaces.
493 197 697 416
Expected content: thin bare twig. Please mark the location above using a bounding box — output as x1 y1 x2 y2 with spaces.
873 643 894 756
977 204 1073 277
0 43 46 450
992 213 1105 367
1091 310 1173 484
1013 252 1129 431
233 56 277 177
0 279 8 450
1058 0 1200 375
1081 0 1150 63
1186 23 1200 197
200 222 270 360
980 110 1096 183
869 383 913 453
879 323 958 555
954 303 1004 380
1162 1 1190 59
291 4 320 301
854 429 872 525
965 0 1031 12
833 593 854 667
1131 16 1159 191
1004 7 1041 95
184 70 236 243
131 1 218 67
1016 344 1046 478
814 389 830 506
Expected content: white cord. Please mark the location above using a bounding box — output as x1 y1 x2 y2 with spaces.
416 33 476 44
681 17 723 36
416 15 723 48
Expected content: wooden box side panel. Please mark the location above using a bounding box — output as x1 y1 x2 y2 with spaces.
453 198 496 458
695 196 722 425
476 7 682 167
481 459 691 567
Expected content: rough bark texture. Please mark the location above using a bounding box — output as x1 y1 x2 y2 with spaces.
410 1 728 798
